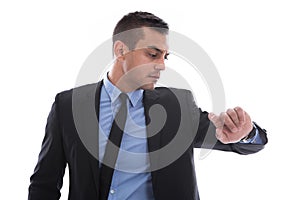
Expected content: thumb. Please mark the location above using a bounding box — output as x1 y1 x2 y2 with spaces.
208 112 218 125
208 112 224 129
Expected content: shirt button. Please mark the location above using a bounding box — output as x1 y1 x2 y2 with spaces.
110 189 115 194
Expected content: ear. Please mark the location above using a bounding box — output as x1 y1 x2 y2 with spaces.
113 40 129 60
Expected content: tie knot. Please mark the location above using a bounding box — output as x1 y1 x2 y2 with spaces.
119 93 128 105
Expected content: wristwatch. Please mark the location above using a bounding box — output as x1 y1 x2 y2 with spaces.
241 123 257 142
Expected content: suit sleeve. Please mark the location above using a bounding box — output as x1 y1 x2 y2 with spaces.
28 94 67 200
186 90 268 155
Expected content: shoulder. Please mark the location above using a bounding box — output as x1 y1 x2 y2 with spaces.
154 86 190 93
144 87 193 105
55 82 101 103
153 87 193 98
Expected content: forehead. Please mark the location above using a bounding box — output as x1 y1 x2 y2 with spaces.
134 27 169 52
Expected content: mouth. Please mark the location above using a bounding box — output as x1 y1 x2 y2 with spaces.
148 75 160 82
149 75 160 79
148 72 160 79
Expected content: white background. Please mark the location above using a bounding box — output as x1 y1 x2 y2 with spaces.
1 0 299 199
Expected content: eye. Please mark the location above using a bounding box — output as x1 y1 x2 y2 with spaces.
148 53 157 58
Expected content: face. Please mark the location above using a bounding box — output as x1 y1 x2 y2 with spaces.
120 27 169 90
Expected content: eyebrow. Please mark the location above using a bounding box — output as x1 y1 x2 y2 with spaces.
147 46 167 54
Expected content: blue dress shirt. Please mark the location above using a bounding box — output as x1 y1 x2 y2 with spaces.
99 75 155 200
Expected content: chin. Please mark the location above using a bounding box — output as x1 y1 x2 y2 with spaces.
141 83 155 90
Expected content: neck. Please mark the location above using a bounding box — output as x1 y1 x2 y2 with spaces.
108 63 138 93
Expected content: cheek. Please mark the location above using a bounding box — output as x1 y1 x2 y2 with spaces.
129 53 152 66
125 58 154 74
124 52 158 77
124 56 140 72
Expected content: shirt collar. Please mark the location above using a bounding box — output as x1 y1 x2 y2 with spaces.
103 74 144 107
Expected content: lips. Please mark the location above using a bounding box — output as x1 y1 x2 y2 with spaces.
148 72 160 79
146 75 160 84
149 75 160 79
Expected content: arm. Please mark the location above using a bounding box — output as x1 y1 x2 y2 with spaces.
28 95 66 200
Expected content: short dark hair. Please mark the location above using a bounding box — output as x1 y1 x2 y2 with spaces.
113 11 169 50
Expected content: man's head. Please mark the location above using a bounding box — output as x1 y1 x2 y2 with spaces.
109 11 170 91
113 11 169 50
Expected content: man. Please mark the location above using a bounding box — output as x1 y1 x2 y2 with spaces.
28 11 268 200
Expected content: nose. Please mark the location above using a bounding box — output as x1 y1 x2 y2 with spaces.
154 63 165 71
154 56 166 71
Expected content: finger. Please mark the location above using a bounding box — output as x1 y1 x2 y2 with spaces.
215 128 224 141
234 106 245 124
221 112 238 132
208 112 224 128
226 108 239 127
244 111 252 125
215 128 230 144
221 125 232 135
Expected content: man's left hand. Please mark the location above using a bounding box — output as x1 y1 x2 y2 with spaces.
208 106 253 144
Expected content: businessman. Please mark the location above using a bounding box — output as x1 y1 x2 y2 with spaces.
28 11 268 200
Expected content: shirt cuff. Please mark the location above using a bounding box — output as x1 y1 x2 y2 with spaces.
239 123 263 144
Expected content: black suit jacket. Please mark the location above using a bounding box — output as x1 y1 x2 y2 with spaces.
28 81 267 200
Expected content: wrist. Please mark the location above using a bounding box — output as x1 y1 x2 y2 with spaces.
241 124 256 142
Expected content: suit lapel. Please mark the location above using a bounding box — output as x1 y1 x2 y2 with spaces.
143 90 162 172
87 81 102 197
143 90 160 151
